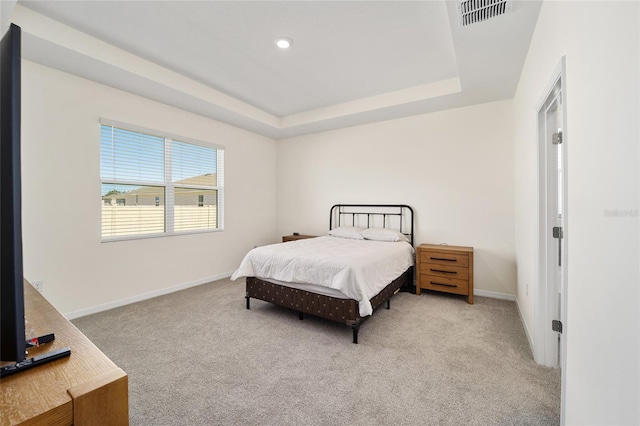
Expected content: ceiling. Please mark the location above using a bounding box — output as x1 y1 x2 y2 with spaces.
13 1 542 139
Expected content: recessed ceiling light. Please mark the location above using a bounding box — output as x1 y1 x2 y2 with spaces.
275 37 293 49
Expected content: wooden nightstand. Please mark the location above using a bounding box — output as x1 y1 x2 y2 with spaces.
416 244 474 304
282 234 317 242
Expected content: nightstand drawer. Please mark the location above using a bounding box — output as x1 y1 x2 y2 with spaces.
419 263 469 280
420 275 469 295
419 251 469 267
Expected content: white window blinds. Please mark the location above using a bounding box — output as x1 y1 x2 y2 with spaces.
100 120 224 240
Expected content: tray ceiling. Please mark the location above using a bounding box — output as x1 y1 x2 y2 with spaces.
14 1 542 138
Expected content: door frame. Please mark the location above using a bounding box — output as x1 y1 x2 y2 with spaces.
535 57 568 422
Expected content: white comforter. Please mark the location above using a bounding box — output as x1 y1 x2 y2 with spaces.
230 236 414 316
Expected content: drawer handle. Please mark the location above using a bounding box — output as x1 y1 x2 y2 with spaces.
430 281 457 288
430 268 457 275
430 257 457 262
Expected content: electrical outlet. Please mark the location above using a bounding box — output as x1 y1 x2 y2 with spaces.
32 280 44 292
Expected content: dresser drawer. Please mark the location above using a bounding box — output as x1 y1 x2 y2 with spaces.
419 250 469 267
420 275 469 295
419 263 469 280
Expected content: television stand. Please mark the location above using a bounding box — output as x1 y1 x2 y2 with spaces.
1 282 128 424
0 345 71 378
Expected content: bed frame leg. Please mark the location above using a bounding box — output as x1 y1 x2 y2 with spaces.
352 325 360 344
245 295 250 310
386 299 391 310
299 311 304 320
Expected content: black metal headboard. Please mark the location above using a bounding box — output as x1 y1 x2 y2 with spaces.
329 204 414 246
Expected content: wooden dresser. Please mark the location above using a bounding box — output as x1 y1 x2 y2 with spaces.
282 234 317 242
416 244 474 304
1 281 128 425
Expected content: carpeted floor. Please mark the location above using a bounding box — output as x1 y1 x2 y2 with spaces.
72 278 560 425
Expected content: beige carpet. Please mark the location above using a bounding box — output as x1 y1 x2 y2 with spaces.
72 278 560 425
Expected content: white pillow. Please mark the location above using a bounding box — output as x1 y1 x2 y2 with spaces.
361 227 409 243
328 226 365 240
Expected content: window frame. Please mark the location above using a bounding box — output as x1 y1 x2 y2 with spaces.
100 118 225 242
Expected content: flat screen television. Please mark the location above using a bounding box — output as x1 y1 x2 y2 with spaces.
1 23 26 363
1 24 70 376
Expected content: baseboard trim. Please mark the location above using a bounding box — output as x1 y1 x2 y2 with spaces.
516 297 535 354
474 289 516 301
64 272 234 320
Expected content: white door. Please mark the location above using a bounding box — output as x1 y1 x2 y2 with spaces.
537 69 567 371
546 85 564 367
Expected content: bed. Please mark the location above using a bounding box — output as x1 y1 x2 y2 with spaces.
231 204 414 343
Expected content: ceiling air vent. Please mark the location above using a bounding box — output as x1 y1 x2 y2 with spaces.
457 0 512 27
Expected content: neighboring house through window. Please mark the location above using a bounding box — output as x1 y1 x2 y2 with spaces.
100 119 224 240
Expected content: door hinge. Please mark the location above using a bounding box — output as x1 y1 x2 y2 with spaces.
552 226 563 239
552 320 563 334
552 226 563 266
552 130 563 145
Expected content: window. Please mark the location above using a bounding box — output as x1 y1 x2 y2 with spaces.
100 120 224 240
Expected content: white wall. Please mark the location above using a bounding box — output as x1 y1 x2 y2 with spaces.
21 61 277 316
0 0 17 36
277 100 516 297
513 1 639 424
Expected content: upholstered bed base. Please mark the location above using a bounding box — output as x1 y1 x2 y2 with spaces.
245 268 412 343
